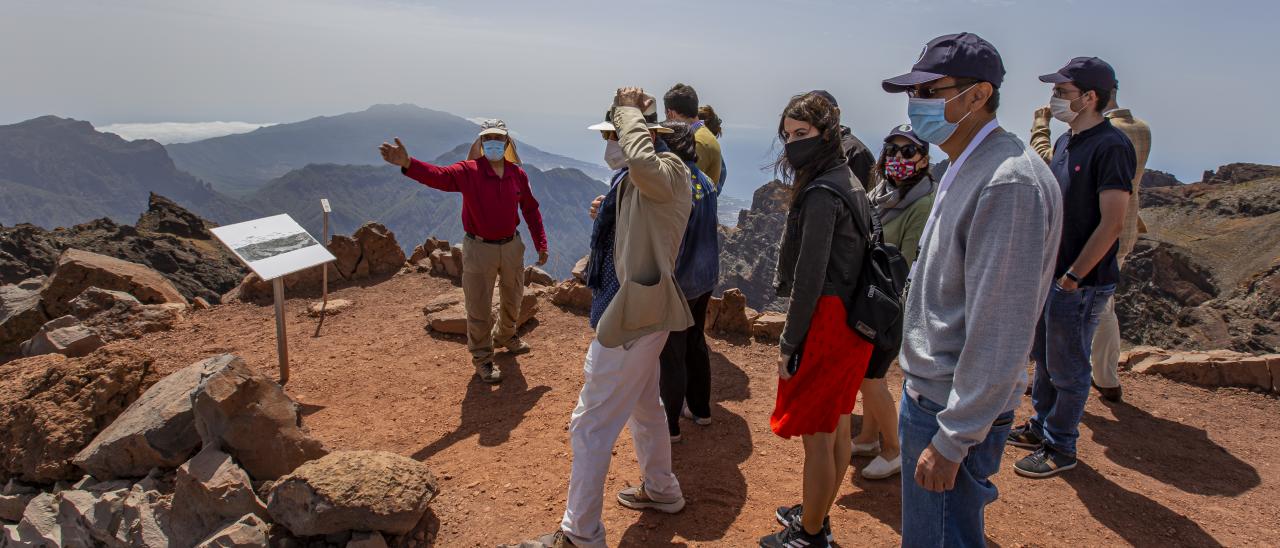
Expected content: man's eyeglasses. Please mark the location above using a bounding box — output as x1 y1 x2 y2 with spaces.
906 81 975 99
1052 87 1087 100
884 143 925 159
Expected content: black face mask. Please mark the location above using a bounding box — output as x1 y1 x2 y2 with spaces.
785 136 823 170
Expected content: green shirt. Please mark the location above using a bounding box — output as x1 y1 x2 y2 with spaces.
881 192 934 266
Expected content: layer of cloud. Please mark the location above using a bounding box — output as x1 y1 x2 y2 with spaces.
95 121 275 144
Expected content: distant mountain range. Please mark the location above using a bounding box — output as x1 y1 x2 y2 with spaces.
0 109 610 279
0 116 249 228
166 104 611 196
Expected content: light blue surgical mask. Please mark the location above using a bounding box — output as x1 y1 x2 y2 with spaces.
907 84 977 146
481 140 506 161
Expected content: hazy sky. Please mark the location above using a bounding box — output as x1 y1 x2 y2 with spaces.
3 0 1276 199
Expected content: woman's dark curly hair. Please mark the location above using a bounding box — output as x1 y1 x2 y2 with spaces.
697 105 723 138
774 92 844 203
659 120 698 164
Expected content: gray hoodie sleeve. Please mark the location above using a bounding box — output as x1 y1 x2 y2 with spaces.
779 192 838 357
930 182 1054 462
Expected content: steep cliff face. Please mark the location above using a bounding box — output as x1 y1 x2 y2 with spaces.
717 181 789 311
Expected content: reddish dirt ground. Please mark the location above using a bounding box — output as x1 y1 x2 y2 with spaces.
113 272 1280 547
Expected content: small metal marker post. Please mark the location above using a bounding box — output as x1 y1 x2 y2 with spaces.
320 199 331 311
272 276 289 384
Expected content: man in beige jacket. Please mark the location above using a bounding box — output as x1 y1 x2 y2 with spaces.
515 87 693 548
1031 89 1151 402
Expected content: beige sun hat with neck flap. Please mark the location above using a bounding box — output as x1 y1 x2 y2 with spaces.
468 118 522 164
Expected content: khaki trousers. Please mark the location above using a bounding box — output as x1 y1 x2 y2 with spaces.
461 234 525 365
1091 254 1127 389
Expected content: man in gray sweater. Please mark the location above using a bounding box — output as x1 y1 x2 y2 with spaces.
882 33 1062 546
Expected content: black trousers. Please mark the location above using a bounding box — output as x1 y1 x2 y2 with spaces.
659 292 713 436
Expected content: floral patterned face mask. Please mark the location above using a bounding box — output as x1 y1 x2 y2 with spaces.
884 156 920 181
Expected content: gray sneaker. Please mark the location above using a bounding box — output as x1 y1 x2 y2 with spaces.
500 336 532 355
475 361 502 384
616 483 685 513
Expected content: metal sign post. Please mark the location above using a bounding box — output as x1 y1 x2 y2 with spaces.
273 277 290 384
209 213 335 386
320 199 331 312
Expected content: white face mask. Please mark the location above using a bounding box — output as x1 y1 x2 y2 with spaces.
604 140 627 170
1050 96 1080 124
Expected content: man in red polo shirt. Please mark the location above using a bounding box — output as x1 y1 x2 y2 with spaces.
379 119 549 384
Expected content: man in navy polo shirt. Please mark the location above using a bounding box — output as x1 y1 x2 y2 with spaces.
1008 57 1136 478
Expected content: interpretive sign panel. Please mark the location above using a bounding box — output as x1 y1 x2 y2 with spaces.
210 214 335 281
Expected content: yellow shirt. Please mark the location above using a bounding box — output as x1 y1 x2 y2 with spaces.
693 125 722 185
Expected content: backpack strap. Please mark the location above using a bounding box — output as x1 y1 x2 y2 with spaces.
802 179 881 247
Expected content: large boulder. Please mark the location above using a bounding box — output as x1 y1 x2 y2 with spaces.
73 355 235 480
330 235 362 280
0 278 49 356
13 492 59 547
428 245 465 279
56 485 131 547
267 451 438 537
352 223 407 278
136 192 213 240
0 349 152 483
169 448 268 547
751 313 787 342
712 289 754 335
114 483 173 548
40 249 188 317
571 256 589 283
1122 347 1278 393
524 266 555 287
194 513 270 548
192 356 327 480
549 280 592 314
19 315 104 358
425 287 539 336
69 287 185 341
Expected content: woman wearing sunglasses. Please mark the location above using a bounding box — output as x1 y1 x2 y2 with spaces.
850 124 937 481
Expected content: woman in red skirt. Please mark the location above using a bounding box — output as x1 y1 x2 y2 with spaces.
760 92 874 548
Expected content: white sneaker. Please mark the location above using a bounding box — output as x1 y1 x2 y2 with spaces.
851 440 880 457
861 454 902 480
682 404 712 426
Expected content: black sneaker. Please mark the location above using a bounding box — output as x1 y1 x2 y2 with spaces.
773 504 833 544
760 518 830 548
1013 446 1078 478
1091 380 1123 403
1007 422 1043 450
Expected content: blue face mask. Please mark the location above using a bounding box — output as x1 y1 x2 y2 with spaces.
481 140 506 161
907 84 977 146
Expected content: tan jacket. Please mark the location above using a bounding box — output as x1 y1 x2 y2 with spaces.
1030 108 1152 260
595 106 694 348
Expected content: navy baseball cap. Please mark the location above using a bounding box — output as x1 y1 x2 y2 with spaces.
884 124 927 148
809 89 839 108
1039 57 1117 91
883 32 1006 93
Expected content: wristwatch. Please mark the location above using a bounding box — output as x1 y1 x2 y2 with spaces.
1064 269 1081 283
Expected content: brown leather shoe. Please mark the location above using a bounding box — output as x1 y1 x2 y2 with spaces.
475 361 502 384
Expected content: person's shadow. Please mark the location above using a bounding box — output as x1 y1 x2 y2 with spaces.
412 354 550 461
1082 403 1260 496
1062 462 1221 547
617 349 752 546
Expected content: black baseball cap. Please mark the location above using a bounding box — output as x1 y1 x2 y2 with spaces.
1039 57 1117 91
883 32 1006 93
884 124 927 148
809 89 839 108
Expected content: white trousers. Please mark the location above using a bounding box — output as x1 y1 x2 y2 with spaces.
560 331 681 547
1091 296 1122 389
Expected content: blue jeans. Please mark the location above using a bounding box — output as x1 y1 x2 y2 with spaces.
900 390 1014 548
1029 283 1115 456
